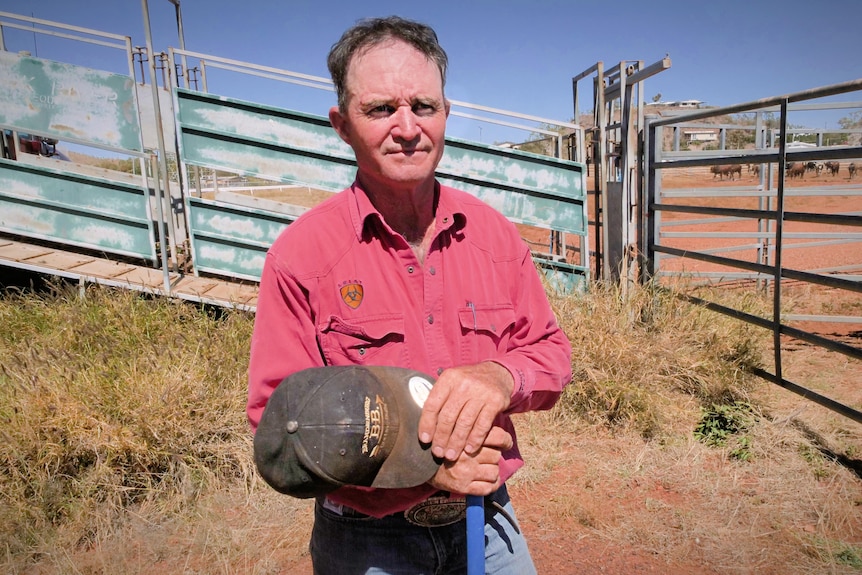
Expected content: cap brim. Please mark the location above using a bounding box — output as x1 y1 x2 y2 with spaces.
254 366 440 497
363 366 440 489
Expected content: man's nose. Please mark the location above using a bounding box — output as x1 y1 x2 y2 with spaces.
391 106 420 141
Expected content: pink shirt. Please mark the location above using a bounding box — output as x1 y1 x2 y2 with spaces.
247 181 572 517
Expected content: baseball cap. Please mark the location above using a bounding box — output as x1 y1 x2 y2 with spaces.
253 365 440 498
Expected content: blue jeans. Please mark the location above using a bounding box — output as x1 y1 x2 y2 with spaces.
310 484 536 575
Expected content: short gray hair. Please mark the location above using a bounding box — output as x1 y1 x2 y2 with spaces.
327 16 448 112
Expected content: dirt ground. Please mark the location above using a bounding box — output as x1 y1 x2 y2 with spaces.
57 164 861 575
517 163 862 574
168 166 860 574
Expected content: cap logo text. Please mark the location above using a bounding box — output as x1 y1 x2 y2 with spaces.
362 394 388 458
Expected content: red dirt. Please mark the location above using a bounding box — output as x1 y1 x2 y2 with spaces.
30 165 861 575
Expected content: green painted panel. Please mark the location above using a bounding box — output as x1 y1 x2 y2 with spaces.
0 160 150 216
190 234 269 281
437 176 585 234
0 52 141 151
175 89 586 235
187 196 293 280
175 89 588 282
0 158 156 260
176 89 351 157
440 139 584 199
180 130 357 191
537 262 588 294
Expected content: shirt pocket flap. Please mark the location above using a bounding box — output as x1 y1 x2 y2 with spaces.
319 314 405 364
458 304 516 336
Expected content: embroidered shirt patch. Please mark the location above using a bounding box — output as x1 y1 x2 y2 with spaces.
339 282 364 309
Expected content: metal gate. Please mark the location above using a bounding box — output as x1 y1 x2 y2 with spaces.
641 81 862 423
0 7 589 304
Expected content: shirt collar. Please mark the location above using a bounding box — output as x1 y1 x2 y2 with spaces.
348 181 466 241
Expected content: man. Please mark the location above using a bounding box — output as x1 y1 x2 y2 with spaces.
247 15 572 574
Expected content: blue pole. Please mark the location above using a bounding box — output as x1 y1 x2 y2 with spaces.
466 494 485 575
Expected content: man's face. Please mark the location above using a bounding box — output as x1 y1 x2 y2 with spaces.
329 39 450 193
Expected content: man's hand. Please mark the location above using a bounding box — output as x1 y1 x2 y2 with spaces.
418 361 514 462
428 426 513 495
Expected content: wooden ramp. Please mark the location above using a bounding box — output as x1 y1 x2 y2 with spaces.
0 238 259 312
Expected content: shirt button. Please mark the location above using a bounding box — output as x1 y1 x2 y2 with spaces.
358 348 366 356
407 266 415 273
427 315 434 324
437 367 444 376
429 266 436 275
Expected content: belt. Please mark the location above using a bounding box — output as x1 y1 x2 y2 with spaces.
322 490 520 532
404 492 467 527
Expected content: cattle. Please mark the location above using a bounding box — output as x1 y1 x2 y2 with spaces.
728 165 742 180
850 162 858 179
825 161 840 176
805 161 824 176
710 164 740 180
786 163 806 179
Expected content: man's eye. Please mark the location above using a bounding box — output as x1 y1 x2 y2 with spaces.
413 103 436 115
368 105 394 116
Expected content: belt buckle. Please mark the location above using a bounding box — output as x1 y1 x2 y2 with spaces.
403 494 466 527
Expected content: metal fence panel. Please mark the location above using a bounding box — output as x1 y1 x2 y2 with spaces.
0 52 142 151
0 158 157 261
175 88 588 285
185 196 293 281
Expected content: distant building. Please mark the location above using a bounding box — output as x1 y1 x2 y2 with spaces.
683 129 718 143
645 99 705 109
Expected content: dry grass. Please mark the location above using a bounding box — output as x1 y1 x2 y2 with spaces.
548 279 768 437
0 279 860 574
0 285 255 571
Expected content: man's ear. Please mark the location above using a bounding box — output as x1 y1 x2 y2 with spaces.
329 106 351 144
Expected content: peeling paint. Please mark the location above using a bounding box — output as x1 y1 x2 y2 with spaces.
0 176 44 199
0 161 148 216
199 244 237 264
206 214 265 240
182 132 355 191
178 93 349 157
241 253 266 272
0 160 156 261
194 243 267 277
440 145 582 197
0 203 56 234
0 52 141 151
71 224 136 250
439 177 584 234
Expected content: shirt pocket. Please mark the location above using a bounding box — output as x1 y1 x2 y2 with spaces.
457 303 516 364
318 314 407 366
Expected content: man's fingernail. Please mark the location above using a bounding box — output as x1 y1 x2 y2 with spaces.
432 445 444 457
420 432 431 444
445 448 457 460
465 443 475 454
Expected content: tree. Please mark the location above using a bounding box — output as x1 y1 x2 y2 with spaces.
838 111 862 130
727 129 755 149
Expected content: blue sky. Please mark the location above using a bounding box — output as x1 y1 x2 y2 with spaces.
1 0 860 144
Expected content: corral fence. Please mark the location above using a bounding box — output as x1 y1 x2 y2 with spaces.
641 81 862 423
1 7 860 425
0 7 589 302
